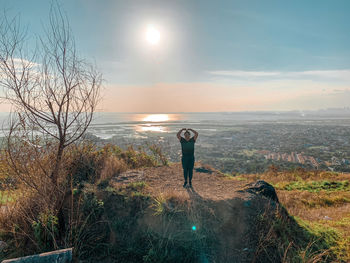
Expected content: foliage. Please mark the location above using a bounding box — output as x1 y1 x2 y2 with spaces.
70 190 109 261
32 211 59 251
0 141 168 261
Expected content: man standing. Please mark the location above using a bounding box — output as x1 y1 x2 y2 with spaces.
177 128 199 188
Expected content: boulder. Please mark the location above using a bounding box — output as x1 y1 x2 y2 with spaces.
244 180 279 203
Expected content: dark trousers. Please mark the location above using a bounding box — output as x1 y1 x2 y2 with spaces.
181 155 195 183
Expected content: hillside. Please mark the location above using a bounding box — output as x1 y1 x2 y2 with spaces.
1 145 348 262
69 162 343 262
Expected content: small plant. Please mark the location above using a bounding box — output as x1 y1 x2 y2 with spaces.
152 193 167 216
32 211 59 251
151 192 189 216
147 144 169 166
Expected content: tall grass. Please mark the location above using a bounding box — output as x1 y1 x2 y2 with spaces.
0 142 167 261
231 168 350 262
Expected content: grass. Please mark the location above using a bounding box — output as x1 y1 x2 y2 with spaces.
0 191 12 205
151 191 189 216
107 181 151 202
1 140 350 262
239 169 350 261
253 207 337 262
0 190 19 205
221 172 247 180
128 181 147 190
275 180 350 192
152 193 167 216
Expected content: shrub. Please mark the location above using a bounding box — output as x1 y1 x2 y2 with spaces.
32 211 59 251
100 156 127 181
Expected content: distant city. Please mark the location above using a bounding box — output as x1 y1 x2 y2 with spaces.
260 150 349 171
80 110 350 174
1 110 350 174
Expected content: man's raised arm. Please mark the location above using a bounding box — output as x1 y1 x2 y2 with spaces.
177 128 186 141
188 128 199 141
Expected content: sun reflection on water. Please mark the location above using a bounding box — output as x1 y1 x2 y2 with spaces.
142 114 170 122
137 125 168 132
133 114 181 133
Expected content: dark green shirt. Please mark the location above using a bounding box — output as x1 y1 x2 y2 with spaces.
180 137 196 156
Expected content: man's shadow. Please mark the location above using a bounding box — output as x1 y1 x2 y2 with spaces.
186 186 204 202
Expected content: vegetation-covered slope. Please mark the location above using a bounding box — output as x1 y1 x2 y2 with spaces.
0 145 348 262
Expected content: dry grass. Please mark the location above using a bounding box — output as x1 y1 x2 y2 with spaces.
234 169 350 261
151 189 191 216
0 142 165 260
99 156 128 181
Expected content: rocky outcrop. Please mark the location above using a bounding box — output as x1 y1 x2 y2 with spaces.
242 180 279 203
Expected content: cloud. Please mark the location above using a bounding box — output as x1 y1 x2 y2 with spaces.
11 58 39 67
0 58 40 79
208 70 280 77
208 69 350 81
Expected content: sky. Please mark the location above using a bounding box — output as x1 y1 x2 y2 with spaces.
1 0 350 112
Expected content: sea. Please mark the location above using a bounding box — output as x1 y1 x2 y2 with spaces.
0 110 350 140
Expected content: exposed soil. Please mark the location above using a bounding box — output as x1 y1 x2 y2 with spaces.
112 161 248 201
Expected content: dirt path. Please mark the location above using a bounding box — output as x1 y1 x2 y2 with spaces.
110 162 262 262
112 162 247 201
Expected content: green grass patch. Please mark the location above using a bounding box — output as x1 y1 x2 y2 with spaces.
275 180 350 192
222 172 247 181
295 217 339 246
301 196 350 208
106 181 150 201
295 216 350 261
0 191 15 204
128 181 147 190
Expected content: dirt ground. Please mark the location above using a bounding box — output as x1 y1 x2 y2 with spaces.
112 162 248 201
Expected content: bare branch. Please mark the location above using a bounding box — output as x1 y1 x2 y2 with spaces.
0 3 101 186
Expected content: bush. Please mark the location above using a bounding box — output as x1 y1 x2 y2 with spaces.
71 190 109 261
32 211 59 251
0 141 169 261
66 143 164 188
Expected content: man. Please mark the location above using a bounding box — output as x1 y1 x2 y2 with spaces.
177 128 199 188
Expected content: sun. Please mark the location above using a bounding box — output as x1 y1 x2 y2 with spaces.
145 24 160 45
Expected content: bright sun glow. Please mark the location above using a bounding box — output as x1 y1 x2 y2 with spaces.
142 114 169 122
145 24 160 45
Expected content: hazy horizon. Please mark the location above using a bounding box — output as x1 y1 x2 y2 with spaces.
1 107 350 114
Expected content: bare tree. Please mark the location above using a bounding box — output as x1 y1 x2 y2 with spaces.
0 5 101 187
